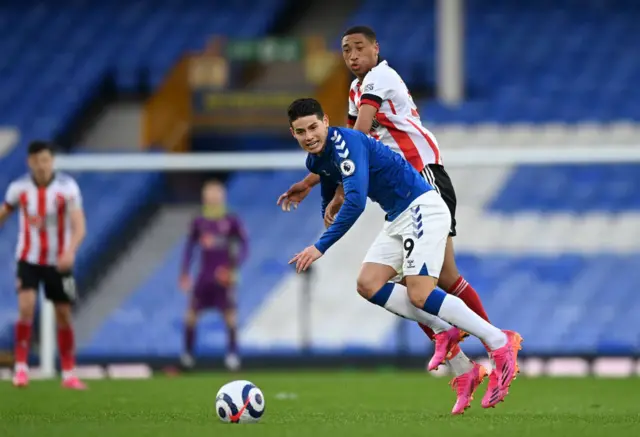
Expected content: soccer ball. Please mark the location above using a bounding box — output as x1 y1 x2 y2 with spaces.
215 380 265 424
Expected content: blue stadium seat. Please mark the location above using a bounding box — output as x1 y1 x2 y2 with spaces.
345 0 640 123
386 164 640 356
489 164 640 213
4 0 640 358
0 0 286 347
0 0 287 169
392 252 640 357
81 170 323 357
80 164 640 357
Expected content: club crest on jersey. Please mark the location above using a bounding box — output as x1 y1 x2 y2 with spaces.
340 159 356 176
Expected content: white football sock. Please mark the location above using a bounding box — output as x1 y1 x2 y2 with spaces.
448 350 474 376
62 370 76 380
437 295 507 350
14 362 28 372
384 284 454 333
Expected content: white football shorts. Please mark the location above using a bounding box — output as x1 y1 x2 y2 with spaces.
363 190 451 280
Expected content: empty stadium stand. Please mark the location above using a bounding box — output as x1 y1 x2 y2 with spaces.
81 170 323 357
0 0 287 348
2 0 640 361
0 0 285 137
397 162 640 357
347 0 640 123
79 163 640 358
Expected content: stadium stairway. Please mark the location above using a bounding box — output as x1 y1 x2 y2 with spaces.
74 206 198 347
79 170 324 358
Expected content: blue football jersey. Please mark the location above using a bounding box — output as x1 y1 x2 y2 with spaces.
307 127 433 254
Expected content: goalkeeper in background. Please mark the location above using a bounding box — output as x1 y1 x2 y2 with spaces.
179 180 248 371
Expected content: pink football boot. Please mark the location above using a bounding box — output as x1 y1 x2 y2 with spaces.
427 326 465 371
62 376 88 390
482 330 523 408
450 362 488 415
12 369 29 388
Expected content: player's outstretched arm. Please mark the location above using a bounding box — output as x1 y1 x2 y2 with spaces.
277 173 321 211
313 142 369 255
290 136 369 273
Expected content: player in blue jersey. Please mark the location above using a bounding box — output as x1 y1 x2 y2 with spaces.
286 98 522 409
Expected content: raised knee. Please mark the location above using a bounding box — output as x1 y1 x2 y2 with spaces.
437 269 460 292
407 288 426 309
405 277 438 309
356 277 383 300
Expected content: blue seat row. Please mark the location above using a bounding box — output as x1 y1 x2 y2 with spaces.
345 0 640 123
81 170 322 357
0 0 286 153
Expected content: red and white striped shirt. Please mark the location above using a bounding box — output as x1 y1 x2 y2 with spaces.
348 60 442 170
3 173 82 266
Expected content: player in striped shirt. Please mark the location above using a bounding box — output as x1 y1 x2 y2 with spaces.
0 141 87 389
277 26 495 414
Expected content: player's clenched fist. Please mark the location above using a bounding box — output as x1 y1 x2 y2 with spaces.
289 245 323 273
276 180 312 211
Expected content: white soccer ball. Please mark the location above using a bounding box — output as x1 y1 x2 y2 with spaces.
215 380 265 424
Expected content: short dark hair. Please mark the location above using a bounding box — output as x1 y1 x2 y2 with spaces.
28 141 54 155
204 179 224 188
287 98 324 124
342 25 377 42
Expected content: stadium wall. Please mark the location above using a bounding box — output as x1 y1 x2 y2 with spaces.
2 357 640 381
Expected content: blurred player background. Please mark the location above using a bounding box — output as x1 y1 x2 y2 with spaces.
1 0 640 435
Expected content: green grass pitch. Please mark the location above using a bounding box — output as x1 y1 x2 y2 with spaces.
2 371 639 437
